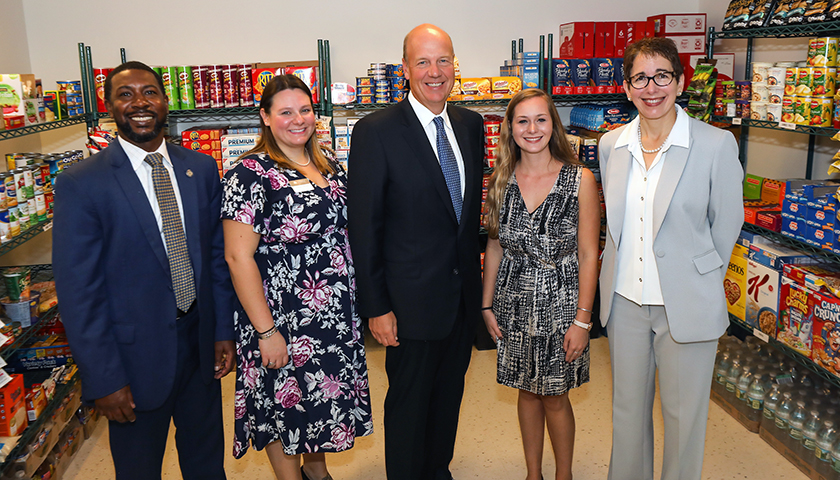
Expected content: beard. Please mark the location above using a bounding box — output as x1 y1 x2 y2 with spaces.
115 115 166 145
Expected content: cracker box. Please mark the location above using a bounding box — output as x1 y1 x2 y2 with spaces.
778 277 813 355
183 139 221 152
181 127 224 143
725 243 749 321
559 22 595 58
252 67 283 104
220 134 259 149
648 13 707 35
812 293 840 378
0 374 27 436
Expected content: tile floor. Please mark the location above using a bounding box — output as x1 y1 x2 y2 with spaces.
61 336 807 479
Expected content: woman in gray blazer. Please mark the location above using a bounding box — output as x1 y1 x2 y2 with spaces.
598 37 744 480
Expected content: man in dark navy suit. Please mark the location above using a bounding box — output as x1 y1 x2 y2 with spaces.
53 61 234 480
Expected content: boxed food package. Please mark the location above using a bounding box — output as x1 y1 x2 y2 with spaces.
778 277 813 356
594 22 616 58
460 78 491 98
0 74 37 116
614 21 636 57
745 242 813 331
559 22 595 58
0 374 27 436
725 243 749 321
183 139 221 152
665 35 706 54
181 127 224 143
648 13 707 35
744 174 764 199
490 77 522 98
552 59 573 95
812 294 840 378
220 134 259 149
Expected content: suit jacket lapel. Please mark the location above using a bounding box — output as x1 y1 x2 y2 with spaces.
168 145 202 284
398 101 458 223
450 107 476 231
109 141 170 275
606 145 631 245
653 136 690 240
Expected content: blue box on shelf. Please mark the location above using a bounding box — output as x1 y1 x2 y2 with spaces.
781 217 808 243
805 225 835 249
748 241 812 270
782 197 806 219
805 199 836 229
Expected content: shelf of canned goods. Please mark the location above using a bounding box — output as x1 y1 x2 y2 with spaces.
712 116 840 137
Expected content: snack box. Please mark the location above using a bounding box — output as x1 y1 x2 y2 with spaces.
220 134 259 149
0 374 26 436
648 13 707 35
743 200 777 225
781 216 808 242
25 385 46 422
559 22 595 58
805 199 835 229
778 277 814 356
181 127 224 143
221 146 251 160
594 22 615 58
781 197 805 219
744 174 764 200
756 209 781 232
806 225 835 249
725 243 749 321
761 178 786 205
284 65 319 103
812 290 840 378
783 263 840 291
523 65 540 90
748 241 813 270
183 139 221 152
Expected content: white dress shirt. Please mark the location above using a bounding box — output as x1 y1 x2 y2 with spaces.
119 137 187 254
614 106 690 305
407 91 465 198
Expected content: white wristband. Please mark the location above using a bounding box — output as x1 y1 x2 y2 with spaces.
572 319 592 331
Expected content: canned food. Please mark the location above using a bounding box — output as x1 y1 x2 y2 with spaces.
810 97 833 126
192 66 210 109
751 101 768 120
768 85 784 103
2 266 30 302
752 62 774 83
45 191 53 219
222 65 240 108
812 67 836 96
357 95 374 104
767 103 783 122
767 67 786 86
356 77 374 87
34 193 45 222
835 99 840 128
485 135 501 147
796 67 814 95
752 84 769 102
808 37 838 66
0 210 9 244
367 69 387 77
238 64 254 107
176 66 195 110
794 95 812 124
387 64 404 77
7 206 19 238
776 61 797 68
357 85 374 96
22 168 33 200
38 164 50 193
160 66 181 110
14 155 29 170
3 173 15 208
207 65 224 108
484 121 501 135
4 153 15 172
390 90 407 102
375 96 390 104
26 198 36 227
370 62 387 69
389 77 408 90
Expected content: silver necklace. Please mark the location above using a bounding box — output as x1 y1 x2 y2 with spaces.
289 152 311 167
638 124 669 154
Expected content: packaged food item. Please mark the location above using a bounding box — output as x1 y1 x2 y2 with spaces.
3 266 30 302
93 68 112 113
571 60 592 93
753 62 773 83
285 66 319 103
812 67 836 96
192 66 210 109
828 0 840 20
753 83 769 102
749 0 780 26
769 0 795 25
490 77 522 97
723 0 754 29
238 64 254 107
796 67 814 95
804 0 830 22
460 78 491 97
222 65 240 108
794 95 813 124
768 85 784 103
686 60 717 121
810 96 832 126
252 67 281 105
176 66 194 110
207 65 224 109
752 101 768 120
331 83 356 105
159 67 180 110
782 95 796 121
808 38 838 67
590 58 615 94
786 0 809 23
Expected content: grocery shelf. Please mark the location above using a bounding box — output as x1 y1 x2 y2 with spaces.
552 93 629 106
333 94 633 113
0 369 79 476
0 117 87 141
741 222 840 264
167 106 261 122
0 305 59 361
711 116 839 137
0 220 53 258
710 22 840 39
728 314 840 389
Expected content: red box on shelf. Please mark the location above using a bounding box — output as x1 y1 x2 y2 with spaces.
594 22 616 58
0 374 27 436
552 86 574 95
559 22 595 58
648 13 706 36
756 210 782 232
615 21 637 57
631 21 653 44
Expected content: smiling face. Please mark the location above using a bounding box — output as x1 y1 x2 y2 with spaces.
259 88 315 154
625 54 684 123
403 25 455 115
105 69 168 152
511 96 553 156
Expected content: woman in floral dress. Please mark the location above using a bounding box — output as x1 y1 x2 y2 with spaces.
222 75 372 480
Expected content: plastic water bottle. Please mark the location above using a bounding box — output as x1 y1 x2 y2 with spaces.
746 374 767 423
713 351 732 397
736 366 754 403
815 420 838 478
762 384 782 433
831 435 840 477
802 409 822 466
775 392 795 444
725 359 743 398
789 400 809 462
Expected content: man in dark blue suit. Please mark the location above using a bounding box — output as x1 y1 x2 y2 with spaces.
53 61 235 480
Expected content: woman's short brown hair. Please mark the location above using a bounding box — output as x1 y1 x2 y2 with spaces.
623 37 684 82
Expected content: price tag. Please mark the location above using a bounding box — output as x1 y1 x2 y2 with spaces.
732 117 742 125
753 328 770 343
42 221 52 232
779 121 796 130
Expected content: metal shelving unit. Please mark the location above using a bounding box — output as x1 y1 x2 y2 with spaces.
711 116 839 138
0 117 88 141
742 221 840 265
711 21 840 39
0 220 53 257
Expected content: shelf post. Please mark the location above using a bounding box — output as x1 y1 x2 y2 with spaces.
78 43 94 130
547 34 553 93
539 35 545 94
86 46 96 125
511 40 516 61
120 48 126 64
518 38 524 54
707 27 715 57
806 135 816 179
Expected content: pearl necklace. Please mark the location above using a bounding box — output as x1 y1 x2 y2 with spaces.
289 153 311 167
638 124 669 154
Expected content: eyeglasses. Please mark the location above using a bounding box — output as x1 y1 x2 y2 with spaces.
627 71 676 89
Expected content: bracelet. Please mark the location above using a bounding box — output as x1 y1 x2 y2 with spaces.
577 307 592 313
572 319 592 331
481 306 493 311
257 325 278 340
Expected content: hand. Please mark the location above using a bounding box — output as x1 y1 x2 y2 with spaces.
94 385 136 423
259 333 289 369
214 340 235 379
369 312 399 347
482 309 503 343
564 317 591 363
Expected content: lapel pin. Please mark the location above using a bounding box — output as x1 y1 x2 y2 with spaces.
186 169 193 177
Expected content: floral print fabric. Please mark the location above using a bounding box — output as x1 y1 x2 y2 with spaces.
222 152 373 457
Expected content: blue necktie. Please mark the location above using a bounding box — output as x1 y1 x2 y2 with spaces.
433 116 462 223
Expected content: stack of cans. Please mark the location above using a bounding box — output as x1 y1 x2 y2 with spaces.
483 115 502 168
153 65 254 110
387 64 408 103
56 81 84 117
370 63 390 104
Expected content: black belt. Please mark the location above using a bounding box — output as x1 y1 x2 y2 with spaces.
177 300 196 319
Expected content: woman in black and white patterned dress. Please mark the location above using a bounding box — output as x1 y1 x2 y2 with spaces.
482 89 601 480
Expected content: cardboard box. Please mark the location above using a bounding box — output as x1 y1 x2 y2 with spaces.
183 139 221 152
756 209 782 232
744 200 776 224
744 174 764 200
559 22 595 58
648 13 707 35
222 146 252 160
812 293 840 379
460 78 491 96
778 278 814 355
220 134 259 149
762 178 786 205
746 242 812 331
490 77 522 95
614 21 636 57
523 65 540 89
181 127 224 143
0 74 37 118
782 217 808 243
782 197 806 219
0 374 27 436
725 243 749 321
594 22 616 58
666 35 706 54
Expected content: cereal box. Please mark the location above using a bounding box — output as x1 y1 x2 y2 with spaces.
778 277 813 356
812 292 840 378
725 243 749 321
746 242 812 331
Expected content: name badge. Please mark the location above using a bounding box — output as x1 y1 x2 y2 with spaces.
290 179 314 193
